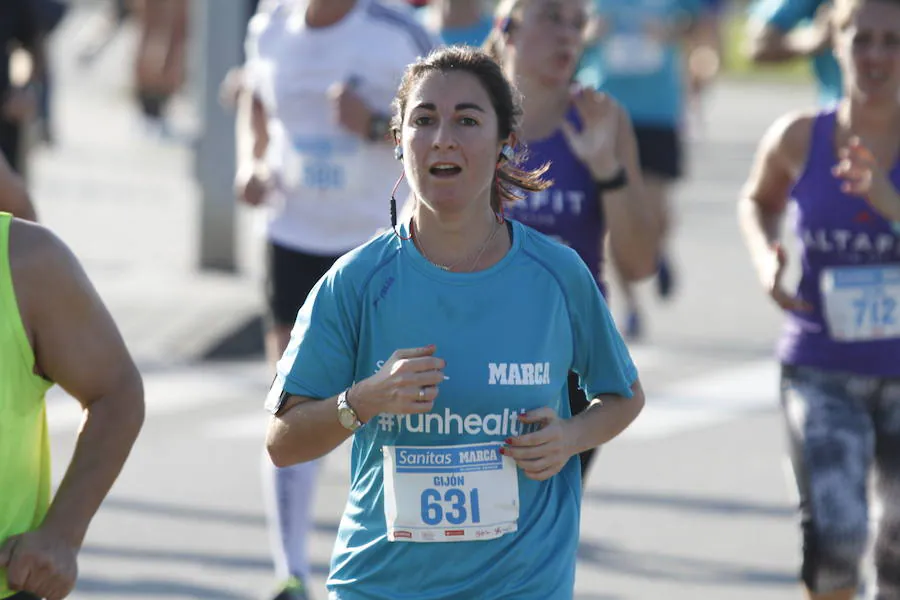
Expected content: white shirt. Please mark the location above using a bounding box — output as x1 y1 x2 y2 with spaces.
245 0 437 254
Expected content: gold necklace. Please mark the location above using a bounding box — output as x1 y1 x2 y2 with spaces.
415 221 501 272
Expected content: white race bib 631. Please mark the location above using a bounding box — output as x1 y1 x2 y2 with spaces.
821 265 900 341
383 442 519 543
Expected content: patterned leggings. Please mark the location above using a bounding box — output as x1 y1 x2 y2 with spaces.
781 365 900 597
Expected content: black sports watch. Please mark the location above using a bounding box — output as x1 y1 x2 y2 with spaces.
594 166 628 192
367 113 391 142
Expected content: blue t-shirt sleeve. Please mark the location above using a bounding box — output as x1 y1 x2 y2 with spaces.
749 0 822 30
566 258 638 400
275 267 361 401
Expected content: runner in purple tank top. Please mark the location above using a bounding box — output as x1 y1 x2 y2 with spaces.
740 1 900 597
485 0 660 483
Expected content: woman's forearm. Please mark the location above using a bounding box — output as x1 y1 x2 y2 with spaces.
566 380 645 454
266 393 353 467
738 195 783 281
605 186 660 281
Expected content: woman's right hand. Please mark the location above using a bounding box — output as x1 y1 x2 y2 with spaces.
761 242 811 312
235 169 270 206
351 345 446 423
561 88 620 180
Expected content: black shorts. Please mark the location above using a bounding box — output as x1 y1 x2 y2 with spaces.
633 124 683 181
6 593 41 600
265 242 341 327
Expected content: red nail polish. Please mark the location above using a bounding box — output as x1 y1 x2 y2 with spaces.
499 446 506 455
505 438 513 445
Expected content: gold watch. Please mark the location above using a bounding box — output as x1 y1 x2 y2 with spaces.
336 389 362 432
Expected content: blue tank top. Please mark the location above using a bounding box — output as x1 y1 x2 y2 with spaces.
780 109 900 376
506 108 606 294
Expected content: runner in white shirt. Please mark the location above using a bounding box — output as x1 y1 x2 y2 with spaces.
235 1 437 598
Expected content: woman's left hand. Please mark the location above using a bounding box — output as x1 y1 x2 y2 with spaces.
501 408 575 481
832 136 900 221
561 88 621 181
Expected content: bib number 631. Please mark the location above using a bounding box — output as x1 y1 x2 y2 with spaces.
420 488 481 526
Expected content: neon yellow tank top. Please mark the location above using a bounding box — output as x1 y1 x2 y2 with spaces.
0 212 53 599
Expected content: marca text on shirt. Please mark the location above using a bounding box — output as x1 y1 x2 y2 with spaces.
488 362 551 386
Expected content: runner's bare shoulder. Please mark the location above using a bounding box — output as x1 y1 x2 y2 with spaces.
762 108 820 181
8 219 93 335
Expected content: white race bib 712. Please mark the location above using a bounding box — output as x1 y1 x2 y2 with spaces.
821 265 900 341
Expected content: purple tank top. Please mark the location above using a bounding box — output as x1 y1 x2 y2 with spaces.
506 108 606 294
780 109 900 376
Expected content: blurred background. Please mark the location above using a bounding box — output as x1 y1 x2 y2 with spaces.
10 0 831 598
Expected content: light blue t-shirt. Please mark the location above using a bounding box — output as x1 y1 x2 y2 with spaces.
415 9 494 47
749 0 841 106
440 14 494 47
577 0 703 127
276 220 638 600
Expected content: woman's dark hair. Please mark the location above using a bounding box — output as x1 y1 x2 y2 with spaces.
390 45 551 220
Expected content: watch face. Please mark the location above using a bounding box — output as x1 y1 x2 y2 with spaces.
338 407 355 428
338 398 360 430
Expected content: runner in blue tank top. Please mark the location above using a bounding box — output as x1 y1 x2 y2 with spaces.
484 0 659 482
739 1 900 597
264 46 645 600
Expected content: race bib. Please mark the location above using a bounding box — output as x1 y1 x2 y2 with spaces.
821 265 900 341
281 136 360 194
604 34 664 75
383 442 519 543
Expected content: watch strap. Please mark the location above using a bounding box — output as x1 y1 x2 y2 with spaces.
594 166 628 192
264 374 290 415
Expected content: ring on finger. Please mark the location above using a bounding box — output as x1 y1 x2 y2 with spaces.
418 387 426 400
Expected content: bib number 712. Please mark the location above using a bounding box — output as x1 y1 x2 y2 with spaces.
420 488 481 526
853 291 897 329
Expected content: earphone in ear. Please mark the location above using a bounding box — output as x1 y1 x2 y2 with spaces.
499 144 514 162
394 146 403 161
